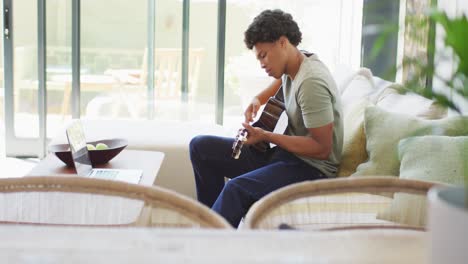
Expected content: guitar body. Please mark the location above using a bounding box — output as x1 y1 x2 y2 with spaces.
232 96 285 159
251 97 285 152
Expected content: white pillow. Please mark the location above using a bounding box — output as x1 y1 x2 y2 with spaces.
372 76 394 92
340 71 375 115
332 66 373 94
376 84 439 117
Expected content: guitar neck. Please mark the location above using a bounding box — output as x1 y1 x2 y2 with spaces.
231 85 286 158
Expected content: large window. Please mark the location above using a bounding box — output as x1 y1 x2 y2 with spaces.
79 0 149 120
2 0 363 157
361 0 400 81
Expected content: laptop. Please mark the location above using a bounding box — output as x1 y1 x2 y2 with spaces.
65 121 142 184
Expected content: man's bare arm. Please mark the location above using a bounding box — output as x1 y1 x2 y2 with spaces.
244 78 282 122
242 122 333 160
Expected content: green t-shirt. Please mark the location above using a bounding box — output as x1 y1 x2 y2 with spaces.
282 54 343 177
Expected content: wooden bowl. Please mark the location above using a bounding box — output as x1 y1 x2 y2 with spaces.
48 138 128 167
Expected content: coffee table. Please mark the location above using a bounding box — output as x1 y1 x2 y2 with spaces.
28 149 164 186
0 150 165 225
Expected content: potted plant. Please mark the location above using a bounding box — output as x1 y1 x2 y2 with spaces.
399 9 468 263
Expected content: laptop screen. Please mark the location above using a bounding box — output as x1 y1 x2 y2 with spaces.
66 121 93 176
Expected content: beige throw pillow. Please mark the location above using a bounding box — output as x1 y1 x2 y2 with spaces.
336 70 376 177
351 106 468 177
377 136 468 226
337 99 372 177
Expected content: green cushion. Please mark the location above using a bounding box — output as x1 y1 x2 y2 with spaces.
398 136 467 184
351 106 468 177
377 136 468 226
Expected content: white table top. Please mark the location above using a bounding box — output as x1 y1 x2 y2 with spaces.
0 226 427 263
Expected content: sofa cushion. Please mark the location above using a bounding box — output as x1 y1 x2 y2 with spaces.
340 69 375 115
332 65 371 94
334 68 379 177
377 136 468 226
372 76 394 92
334 68 446 177
376 84 447 119
351 106 468 177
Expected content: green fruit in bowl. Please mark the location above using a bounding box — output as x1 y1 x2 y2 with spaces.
86 144 96 151
95 142 109 150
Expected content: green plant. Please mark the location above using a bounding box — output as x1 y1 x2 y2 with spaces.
403 9 468 113
407 10 468 204
372 9 467 111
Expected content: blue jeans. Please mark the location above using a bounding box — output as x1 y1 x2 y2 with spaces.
189 135 326 228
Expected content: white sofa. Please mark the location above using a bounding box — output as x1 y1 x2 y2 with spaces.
49 66 446 200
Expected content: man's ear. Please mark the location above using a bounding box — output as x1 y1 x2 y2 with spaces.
278 36 289 48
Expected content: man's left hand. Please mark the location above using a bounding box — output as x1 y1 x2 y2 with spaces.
242 122 267 145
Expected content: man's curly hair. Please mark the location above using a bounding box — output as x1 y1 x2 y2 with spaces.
244 9 302 50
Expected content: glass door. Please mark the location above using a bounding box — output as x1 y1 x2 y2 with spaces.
3 0 41 157
3 0 74 157
0 0 4 157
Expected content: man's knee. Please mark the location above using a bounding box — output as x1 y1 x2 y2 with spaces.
189 135 209 157
190 135 218 150
222 178 250 199
216 178 254 226
190 135 203 149
222 179 237 194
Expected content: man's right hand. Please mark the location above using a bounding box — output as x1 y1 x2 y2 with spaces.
244 97 262 123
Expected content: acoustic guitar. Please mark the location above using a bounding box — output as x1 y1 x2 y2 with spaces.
232 91 285 159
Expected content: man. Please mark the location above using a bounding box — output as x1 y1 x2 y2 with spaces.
189 9 343 228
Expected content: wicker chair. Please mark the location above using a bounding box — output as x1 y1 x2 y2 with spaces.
243 177 441 231
0 176 231 229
